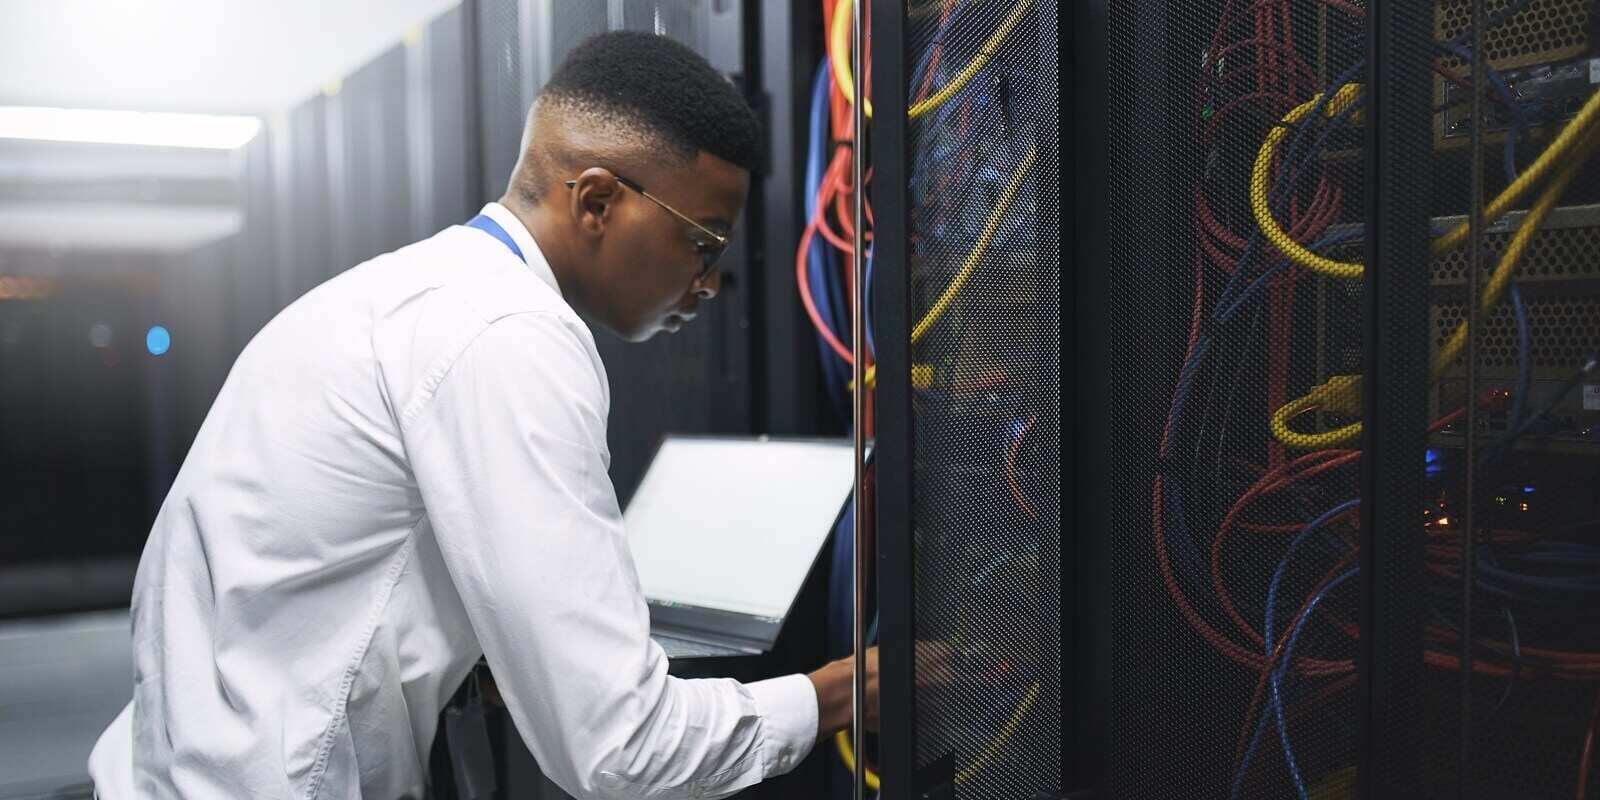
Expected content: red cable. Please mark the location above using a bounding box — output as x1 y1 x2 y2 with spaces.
797 213 854 365
815 152 858 255
1007 416 1039 521
1151 254 1276 670
911 0 955 104
1205 39 1319 96
1210 451 1361 658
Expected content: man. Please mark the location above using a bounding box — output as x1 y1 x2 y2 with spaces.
89 31 876 799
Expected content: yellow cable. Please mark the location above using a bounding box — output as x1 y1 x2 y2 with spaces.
1250 85 1600 280
834 729 882 791
833 682 1040 790
1430 127 1594 375
908 0 1034 123
829 0 1038 393
831 0 1036 122
954 681 1040 785
911 146 1036 344
829 0 872 118
858 145 1038 391
1269 376 1363 451
1248 84 1365 279
1269 125 1599 449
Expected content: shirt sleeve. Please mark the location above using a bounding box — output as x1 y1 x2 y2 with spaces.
402 311 817 800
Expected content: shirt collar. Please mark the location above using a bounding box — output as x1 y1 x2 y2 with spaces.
477 202 560 294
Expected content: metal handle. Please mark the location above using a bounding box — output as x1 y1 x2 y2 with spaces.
850 0 869 798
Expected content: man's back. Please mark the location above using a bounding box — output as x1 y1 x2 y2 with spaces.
89 29 852 799
94 211 606 799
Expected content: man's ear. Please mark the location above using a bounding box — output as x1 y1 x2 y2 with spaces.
570 167 623 237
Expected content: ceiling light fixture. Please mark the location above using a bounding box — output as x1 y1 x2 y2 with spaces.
0 106 261 150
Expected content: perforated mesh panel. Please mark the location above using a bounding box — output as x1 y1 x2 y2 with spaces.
1106 2 1370 796
1426 0 1600 795
1435 0 1594 69
1102 1 1600 796
905 2 1061 797
1433 296 1600 369
1431 205 1600 283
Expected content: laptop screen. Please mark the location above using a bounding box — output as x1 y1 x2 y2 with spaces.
623 436 854 624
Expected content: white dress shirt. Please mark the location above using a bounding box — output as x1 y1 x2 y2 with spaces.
87 202 817 800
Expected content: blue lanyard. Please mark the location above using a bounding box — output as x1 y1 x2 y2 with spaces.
465 214 525 264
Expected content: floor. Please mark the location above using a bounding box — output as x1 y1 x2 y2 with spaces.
0 610 131 800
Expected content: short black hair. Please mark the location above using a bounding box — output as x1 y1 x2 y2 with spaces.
540 31 762 173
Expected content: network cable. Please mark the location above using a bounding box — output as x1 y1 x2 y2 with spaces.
829 0 1035 122
858 145 1037 390
1269 122 1599 449
814 4 1060 793
1165 1 1600 795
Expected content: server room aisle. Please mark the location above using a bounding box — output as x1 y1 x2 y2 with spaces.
0 611 131 800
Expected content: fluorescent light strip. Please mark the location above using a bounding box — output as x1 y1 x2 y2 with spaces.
0 106 262 150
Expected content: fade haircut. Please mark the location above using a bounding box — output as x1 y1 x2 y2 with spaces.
517 31 762 201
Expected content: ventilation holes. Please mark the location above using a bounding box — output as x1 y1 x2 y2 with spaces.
1436 0 1591 71
1434 297 1600 368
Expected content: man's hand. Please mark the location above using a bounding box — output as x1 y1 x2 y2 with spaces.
807 640 958 741
807 648 878 741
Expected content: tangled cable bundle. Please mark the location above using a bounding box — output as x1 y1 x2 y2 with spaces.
1156 0 1600 796
806 0 1053 793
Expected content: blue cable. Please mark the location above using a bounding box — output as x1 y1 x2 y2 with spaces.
1211 60 1368 323
1433 40 1525 183
1263 500 1359 799
1274 568 1357 799
1213 12 1542 798
804 63 840 352
865 247 877 358
1164 58 1370 604
1230 496 1357 800
805 59 851 406
1171 30 1537 594
822 240 851 370
1217 40 1524 325
1508 282 1530 430
1493 59 1531 436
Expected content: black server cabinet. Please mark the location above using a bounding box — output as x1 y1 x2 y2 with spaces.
874 0 1600 797
873 1 1065 798
1069 0 1600 799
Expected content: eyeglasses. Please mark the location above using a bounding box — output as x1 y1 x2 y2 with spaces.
564 173 730 282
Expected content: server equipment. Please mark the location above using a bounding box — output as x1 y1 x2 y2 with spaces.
866 0 1064 797
1083 0 1600 798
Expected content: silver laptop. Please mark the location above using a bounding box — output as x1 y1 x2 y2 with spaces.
623 435 854 659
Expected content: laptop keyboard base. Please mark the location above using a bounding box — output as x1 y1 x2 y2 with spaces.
653 633 749 659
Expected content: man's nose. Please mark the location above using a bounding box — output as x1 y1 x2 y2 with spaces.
693 268 721 300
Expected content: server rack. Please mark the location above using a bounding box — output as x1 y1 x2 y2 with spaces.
872 1 1065 798
1087 0 1600 798
876 0 1598 798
